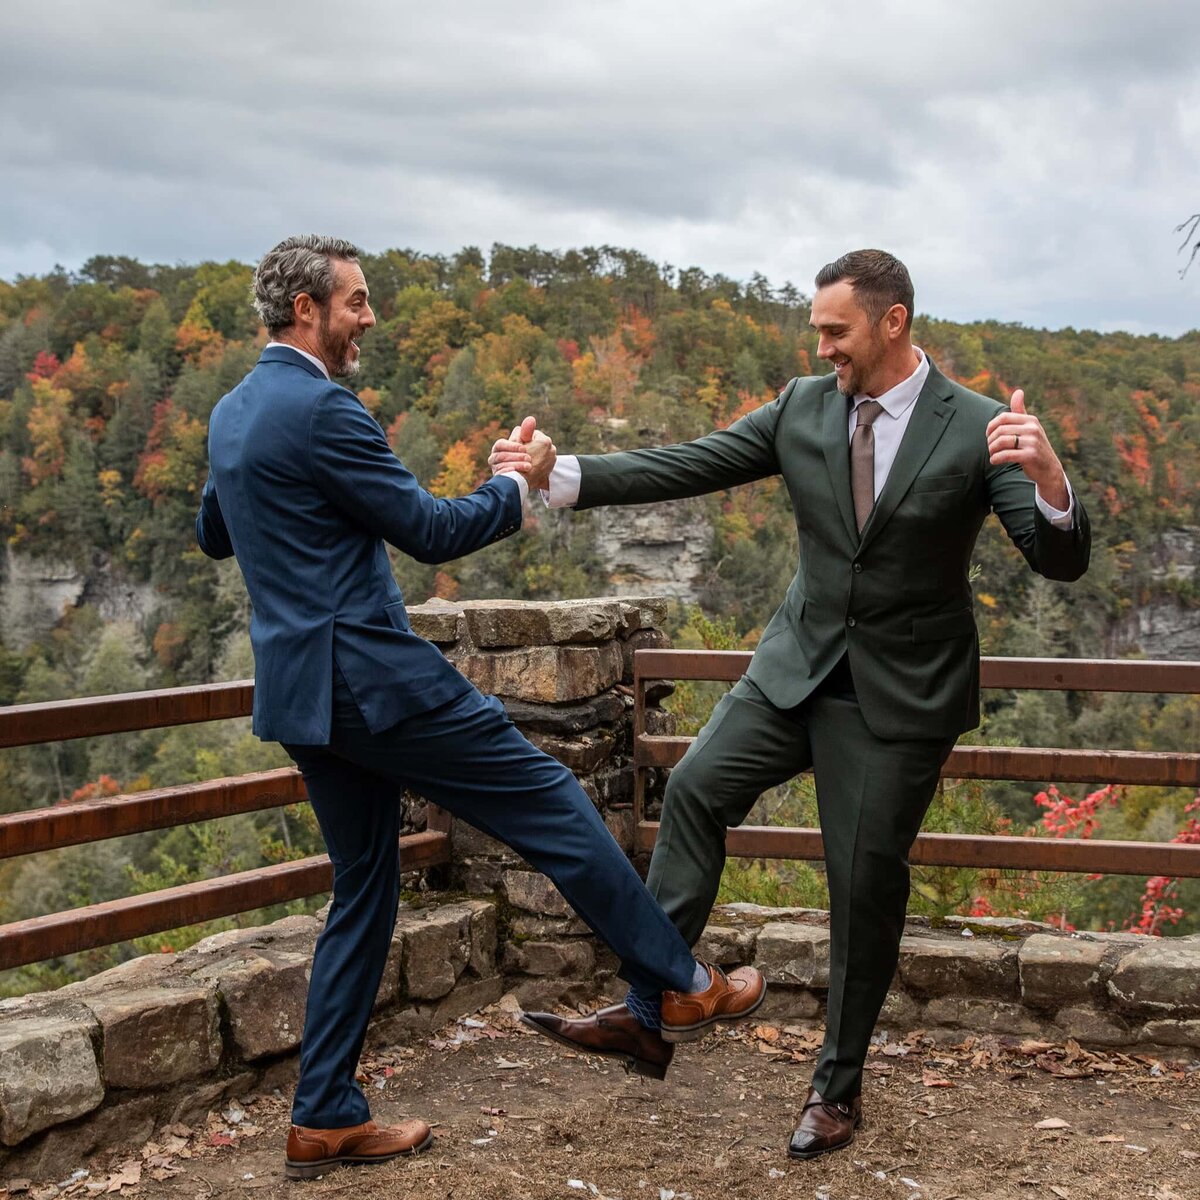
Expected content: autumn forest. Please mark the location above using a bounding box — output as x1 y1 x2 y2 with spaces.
0 245 1197 994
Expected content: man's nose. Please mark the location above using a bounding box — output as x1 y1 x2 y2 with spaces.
817 338 833 359
362 305 377 328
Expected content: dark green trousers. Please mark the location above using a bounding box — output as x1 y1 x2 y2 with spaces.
646 677 954 1102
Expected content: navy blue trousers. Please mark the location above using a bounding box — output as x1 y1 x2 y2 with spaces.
283 671 696 1128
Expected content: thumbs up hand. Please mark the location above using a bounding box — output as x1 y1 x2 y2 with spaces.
985 388 1070 510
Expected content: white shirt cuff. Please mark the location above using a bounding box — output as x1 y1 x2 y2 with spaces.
1035 475 1075 530
543 455 581 508
495 470 529 505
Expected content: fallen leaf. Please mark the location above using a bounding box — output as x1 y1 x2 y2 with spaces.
752 1025 780 1043
494 1057 530 1070
1035 1118 1071 1130
1018 1040 1057 1056
104 1163 141 1194
480 1106 505 1116
1095 1134 1124 1143
921 1069 954 1088
1050 1187 1070 1199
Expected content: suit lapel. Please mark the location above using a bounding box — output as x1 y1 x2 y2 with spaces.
821 383 859 545
857 362 957 553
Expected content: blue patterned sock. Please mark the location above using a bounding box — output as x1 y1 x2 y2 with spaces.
624 988 662 1030
626 962 710 1030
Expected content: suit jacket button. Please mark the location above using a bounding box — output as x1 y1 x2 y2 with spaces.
846 616 857 627
853 562 863 573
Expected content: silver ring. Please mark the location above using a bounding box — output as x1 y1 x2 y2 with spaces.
1014 434 1020 450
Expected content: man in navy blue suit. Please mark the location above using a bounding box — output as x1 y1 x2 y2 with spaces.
196 235 766 1180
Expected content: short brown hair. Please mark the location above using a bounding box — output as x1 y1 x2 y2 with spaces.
815 249 914 331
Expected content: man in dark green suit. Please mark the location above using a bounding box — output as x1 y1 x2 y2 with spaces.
496 250 1089 1159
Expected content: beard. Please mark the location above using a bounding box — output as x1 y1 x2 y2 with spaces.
318 308 360 378
836 329 888 396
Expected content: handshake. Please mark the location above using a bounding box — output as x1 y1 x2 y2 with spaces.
488 416 557 492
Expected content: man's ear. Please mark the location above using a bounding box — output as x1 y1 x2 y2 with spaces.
884 303 908 341
293 292 317 328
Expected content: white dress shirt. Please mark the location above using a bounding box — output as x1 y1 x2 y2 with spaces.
544 350 1073 527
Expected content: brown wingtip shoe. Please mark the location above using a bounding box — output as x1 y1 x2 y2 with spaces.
787 1088 862 1160
520 1003 675 1080
660 962 766 1043
285 1118 433 1181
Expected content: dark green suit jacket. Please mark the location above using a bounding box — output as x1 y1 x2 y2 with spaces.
575 359 1091 741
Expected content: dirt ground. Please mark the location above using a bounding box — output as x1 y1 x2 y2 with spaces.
5 999 1198 1200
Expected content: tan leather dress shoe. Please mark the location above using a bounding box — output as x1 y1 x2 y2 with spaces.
285 1118 433 1180
660 962 766 1042
520 1003 675 1079
787 1088 862 1160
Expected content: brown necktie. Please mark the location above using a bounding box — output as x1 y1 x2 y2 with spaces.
850 399 884 533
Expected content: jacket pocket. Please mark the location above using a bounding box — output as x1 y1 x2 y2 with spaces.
911 609 975 642
383 599 410 632
911 473 968 494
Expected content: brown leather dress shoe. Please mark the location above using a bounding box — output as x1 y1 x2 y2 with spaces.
520 1003 675 1079
285 1118 433 1180
660 962 766 1042
787 1088 863 1160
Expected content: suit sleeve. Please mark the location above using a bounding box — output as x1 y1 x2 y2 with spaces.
195 471 234 560
573 380 794 510
987 460 1091 582
308 387 522 563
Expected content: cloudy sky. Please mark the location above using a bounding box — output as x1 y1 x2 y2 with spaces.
2 1 1198 335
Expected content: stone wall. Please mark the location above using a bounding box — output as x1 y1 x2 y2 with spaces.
2 596 1198 1174
6 898 1197 1176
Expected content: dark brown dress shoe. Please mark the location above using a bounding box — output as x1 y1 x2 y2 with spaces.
285 1118 433 1180
787 1088 863 1160
520 1003 675 1079
660 962 766 1043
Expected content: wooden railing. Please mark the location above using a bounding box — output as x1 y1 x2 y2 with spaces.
632 652 1200 878
2 654 1197 974
0 684 451 971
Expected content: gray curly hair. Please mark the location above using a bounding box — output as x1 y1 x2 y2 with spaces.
252 235 363 336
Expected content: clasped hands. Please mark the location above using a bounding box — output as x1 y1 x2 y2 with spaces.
489 416 557 492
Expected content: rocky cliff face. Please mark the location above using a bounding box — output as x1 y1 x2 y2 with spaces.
0 548 157 651
1111 526 1200 660
590 496 711 600
2 523 1198 661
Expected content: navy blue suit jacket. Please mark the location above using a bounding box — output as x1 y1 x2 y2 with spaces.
196 345 522 744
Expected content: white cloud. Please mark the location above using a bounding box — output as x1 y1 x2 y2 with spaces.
1 0 1197 333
